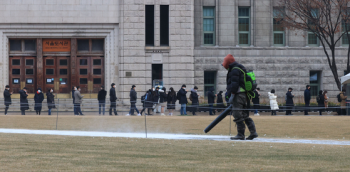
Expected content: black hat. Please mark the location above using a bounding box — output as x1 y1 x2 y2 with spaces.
182 84 186 88
132 85 136 88
5 85 9 88
156 87 160 89
194 86 198 89
288 87 293 90
23 87 27 90
101 86 104 89
306 85 310 88
111 83 115 87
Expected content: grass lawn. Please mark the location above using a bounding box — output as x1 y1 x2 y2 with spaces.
0 133 349 171
0 115 350 140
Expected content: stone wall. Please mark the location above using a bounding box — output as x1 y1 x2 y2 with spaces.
119 0 194 104
0 0 119 23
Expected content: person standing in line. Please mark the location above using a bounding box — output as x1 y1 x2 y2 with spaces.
304 85 311 115
340 87 347 115
152 87 161 114
127 85 140 116
222 54 258 140
177 84 188 115
3 85 12 115
207 87 216 116
46 88 55 115
145 89 154 115
34 88 44 115
72 86 77 115
159 87 167 116
323 90 330 114
268 89 279 116
167 87 177 116
74 86 84 116
317 90 325 116
190 86 199 116
98 86 107 115
109 83 118 116
286 88 294 115
19 87 29 115
140 90 149 116
216 91 224 113
252 88 260 116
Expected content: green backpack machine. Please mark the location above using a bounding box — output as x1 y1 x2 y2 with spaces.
232 67 257 99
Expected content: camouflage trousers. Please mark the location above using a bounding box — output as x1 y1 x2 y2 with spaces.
231 92 249 123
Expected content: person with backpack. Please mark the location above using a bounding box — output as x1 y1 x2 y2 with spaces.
286 88 294 115
207 87 216 115
177 84 188 115
323 90 331 114
152 87 161 114
304 85 311 115
190 86 199 115
339 88 347 115
216 91 224 113
317 90 325 115
268 89 279 116
222 54 258 140
34 88 44 115
140 90 150 116
19 87 29 115
252 88 260 116
98 86 107 115
167 87 177 116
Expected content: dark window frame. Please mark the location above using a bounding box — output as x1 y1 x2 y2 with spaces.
160 5 169 46
145 5 155 46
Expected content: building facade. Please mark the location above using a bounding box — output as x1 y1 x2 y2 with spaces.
0 0 347 104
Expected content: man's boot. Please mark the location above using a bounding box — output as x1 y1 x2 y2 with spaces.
230 121 246 140
245 118 258 140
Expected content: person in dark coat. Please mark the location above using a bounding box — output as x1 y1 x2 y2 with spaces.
72 86 77 115
190 86 199 115
34 88 44 115
3 85 12 115
167 87 177 116
177 84 188 115
252 88 260 116
304 85 311 115
19 87 29 115
317 90 325 115
98 86 107 115
46 88 55 115
152 87 161 114
222 54 258 140
109 83 118 116
286 88 294 115
207 87 216 115
144 89 154 115
216 91 225 113
127 85 140 116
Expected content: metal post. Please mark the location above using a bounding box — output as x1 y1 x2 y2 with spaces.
144 110 147 138
229 112 232 136
56 99 59 130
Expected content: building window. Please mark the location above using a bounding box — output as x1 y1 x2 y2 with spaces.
25 59 34 66
24 40 36 51
273 7 285 46
203 7 215 45
308 9 319 46
343 19 350 45
92 39 104 51
77 39 90 51
160 5 169 46
310 71 321 97
9 40 21 51
152 64 162 87
145 5 155 46
238 7 250 46
204 71 216 97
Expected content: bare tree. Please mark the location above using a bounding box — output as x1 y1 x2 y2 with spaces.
278 0 350 90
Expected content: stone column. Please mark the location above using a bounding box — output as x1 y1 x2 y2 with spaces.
36 38 43 88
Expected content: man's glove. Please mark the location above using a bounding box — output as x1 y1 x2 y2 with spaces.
228 94 235 104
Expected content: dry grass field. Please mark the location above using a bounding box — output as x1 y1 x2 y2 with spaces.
1 115 350 171
0 133 349 171
0 115 350 140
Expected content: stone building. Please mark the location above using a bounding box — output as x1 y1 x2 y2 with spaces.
0 0 347 106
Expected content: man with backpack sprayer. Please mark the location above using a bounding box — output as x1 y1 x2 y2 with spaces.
205 54 258 140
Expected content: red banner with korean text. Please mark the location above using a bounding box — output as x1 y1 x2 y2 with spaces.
43 39 71 52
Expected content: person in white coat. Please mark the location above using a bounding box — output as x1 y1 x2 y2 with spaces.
268 89 279 116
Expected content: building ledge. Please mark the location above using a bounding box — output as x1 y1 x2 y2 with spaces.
145 46 170 53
